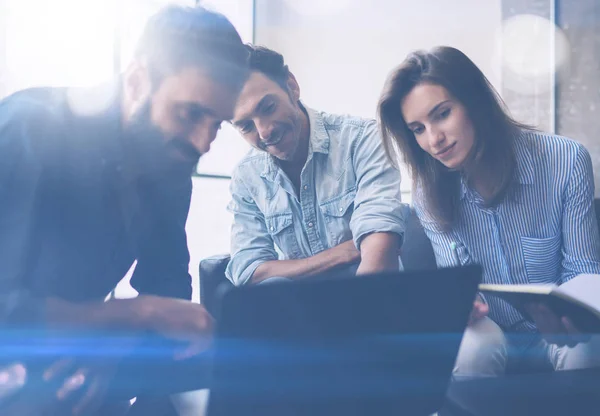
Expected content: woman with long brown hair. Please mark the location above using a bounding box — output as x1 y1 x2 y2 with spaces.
378 46 600 376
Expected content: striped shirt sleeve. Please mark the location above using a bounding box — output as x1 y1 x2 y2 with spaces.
560 143 600 282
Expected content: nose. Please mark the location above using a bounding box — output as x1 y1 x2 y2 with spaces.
428 125 446 150
189 121 219 155
255 118 275 143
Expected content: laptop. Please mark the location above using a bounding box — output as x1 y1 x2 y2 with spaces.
206 265 481 416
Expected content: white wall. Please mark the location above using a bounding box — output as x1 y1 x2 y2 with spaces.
255 0 503 119
253 0 502 196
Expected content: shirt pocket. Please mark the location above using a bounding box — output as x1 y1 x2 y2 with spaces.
265 212 300 259
319 189 356 247
520 234 562 284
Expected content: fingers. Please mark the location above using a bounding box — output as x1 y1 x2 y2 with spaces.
58 364 119 416
43 358 76 382
561 316 580 335
172 307 214 360
72 377 104 416
561 317 591 347
56 368 87 401
526 303 569 346
0 363 27 401
173 334 213 361
468 301 489 326
474 301 489 316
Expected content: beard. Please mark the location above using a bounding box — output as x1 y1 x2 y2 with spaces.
123 101 200 180
262 107 304 162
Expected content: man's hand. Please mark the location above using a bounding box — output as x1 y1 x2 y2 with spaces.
43 359 128 416
46 296 214 360
524 303 590 347
0 362 26 403
332 240 361 265
250 239 361 283
131 296 214 360
468 294 489 326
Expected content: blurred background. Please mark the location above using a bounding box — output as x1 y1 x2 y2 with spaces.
0 0 597 301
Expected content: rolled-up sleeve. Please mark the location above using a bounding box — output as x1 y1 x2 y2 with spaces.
411 188 471 269
350 121 408 248
225 174 278 286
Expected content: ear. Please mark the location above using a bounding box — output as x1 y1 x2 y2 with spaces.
286 72 301 103
123 59 152 113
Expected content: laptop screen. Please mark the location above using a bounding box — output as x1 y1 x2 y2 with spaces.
207 266 480 416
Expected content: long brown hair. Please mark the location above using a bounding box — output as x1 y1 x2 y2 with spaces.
378 46 528 230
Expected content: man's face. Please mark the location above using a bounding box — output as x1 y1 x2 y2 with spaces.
125 66 240 176
231 72 304 161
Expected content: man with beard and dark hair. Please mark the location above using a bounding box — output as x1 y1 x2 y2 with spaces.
0 4 248 414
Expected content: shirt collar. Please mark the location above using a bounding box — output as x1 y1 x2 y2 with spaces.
261 151 278 181
513 131 535 185
305 105 330 155
460 177 469 200
460 130 534 200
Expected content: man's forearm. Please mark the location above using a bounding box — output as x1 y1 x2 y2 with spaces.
356 232 401 275
45 297 148 332
250 240 359 284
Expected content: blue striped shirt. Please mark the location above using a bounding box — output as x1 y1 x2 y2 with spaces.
414 130 600 332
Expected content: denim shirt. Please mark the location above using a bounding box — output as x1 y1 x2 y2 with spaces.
226 106 408 285
414 130 600 331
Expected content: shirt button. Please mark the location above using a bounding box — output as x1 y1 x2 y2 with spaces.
308 222 313 228
303 185 308 190
270 226 274 231
339 207 343 212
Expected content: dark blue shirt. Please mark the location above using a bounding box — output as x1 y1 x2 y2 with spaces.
0 84 193 324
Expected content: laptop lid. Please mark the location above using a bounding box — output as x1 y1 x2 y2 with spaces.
207 265 481 416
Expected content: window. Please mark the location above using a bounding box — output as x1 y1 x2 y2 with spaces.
2 0 116 95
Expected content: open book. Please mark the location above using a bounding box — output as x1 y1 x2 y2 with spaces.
479 274 600 333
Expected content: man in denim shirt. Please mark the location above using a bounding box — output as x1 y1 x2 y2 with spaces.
226 45 407 285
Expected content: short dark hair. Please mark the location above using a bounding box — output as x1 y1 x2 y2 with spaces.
378 46 529 229
244 44 291 90
135 5 249 91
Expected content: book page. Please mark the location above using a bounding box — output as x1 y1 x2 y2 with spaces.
478 283 555 295
555 274 600 314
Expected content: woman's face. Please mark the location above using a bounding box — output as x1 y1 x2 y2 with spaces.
401 83 476 170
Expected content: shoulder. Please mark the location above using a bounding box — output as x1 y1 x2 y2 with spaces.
318 110 379 151
0 87 66 124
518 129 586 164
322 111 376 137
231 147 266 177
320 110 375 130
230 147 268 192
0 88 67 139
513 130 593 202
0 88 67 162
411 183 434 223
